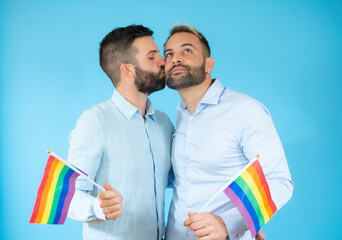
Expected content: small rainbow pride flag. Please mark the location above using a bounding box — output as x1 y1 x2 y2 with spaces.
223 159 277 237
30 153 81 224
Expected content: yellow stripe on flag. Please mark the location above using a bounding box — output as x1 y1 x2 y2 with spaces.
240 170 270 222
41 161 65 223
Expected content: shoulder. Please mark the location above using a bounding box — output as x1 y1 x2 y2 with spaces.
221 88 271 117
78 99 114 123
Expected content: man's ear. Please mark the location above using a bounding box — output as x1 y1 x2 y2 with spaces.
205 57 214 74
120 63 135 78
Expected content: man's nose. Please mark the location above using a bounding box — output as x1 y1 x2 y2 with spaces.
172 53 183 65
158 55 165 67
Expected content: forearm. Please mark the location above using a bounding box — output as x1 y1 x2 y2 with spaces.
68 189 106 222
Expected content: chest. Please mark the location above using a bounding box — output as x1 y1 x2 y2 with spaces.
172 107 246 178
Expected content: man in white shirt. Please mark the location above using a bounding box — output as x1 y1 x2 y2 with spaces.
164 24 293 240
67 25 174 240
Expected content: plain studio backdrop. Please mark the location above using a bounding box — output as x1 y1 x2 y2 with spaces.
0 0 341 239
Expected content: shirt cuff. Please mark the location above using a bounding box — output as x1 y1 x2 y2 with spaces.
92 197 107 221
219 208 248 240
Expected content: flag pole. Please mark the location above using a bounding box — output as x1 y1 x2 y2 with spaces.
198 156 259 212
48 150 105 191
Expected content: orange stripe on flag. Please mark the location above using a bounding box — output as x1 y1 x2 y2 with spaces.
247 165 273 219
253 161 277 214
35 158 59 223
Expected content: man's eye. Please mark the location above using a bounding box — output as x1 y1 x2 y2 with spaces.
165 52 173 58
184 49 192 53
149 57 155 60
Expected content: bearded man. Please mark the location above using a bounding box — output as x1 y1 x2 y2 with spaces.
67 25 174 240
164 24 293 240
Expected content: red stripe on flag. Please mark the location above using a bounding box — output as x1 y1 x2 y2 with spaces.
34 157 60 223
252 160 277 214
29 155 55 223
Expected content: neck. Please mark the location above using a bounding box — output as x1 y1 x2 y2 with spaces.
177 76 213 115
116 84 148 117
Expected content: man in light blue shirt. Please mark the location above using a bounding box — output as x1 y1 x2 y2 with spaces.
67 25 174 240
163 25 293 240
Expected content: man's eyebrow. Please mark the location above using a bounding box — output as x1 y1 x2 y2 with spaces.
181 43 196 50
146 50 158 55
164 43 196 54
164 48 173 54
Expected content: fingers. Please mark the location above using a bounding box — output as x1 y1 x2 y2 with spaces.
98 183 123 220
103 182 114 191
99 183 122 200
184 212 204 227
255 229 265 240
104 207 123 221
99 183 122 201
188 211 196 217
184 212 228 240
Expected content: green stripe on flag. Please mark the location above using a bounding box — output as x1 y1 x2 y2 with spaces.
235 176 265 227
47 165 70 224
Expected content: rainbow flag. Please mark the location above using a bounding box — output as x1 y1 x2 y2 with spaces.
223 159 277 238
30 155 81 224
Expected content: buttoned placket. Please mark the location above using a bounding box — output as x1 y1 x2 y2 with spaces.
185 112 194 239
143 116 160 240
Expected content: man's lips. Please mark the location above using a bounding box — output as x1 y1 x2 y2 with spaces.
171 66 187 74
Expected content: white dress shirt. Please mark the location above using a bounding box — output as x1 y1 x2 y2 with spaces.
166 79 293 240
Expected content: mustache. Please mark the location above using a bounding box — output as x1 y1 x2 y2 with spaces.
169 64 190 72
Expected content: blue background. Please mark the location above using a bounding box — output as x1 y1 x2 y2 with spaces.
1 0 341 239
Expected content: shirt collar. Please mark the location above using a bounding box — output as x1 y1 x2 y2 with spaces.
145 98 156 121
177 78 225 113
111 89 155 121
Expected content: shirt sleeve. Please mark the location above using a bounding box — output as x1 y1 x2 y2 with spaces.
222 99 294 237
67 109 107 222
219 208 248 240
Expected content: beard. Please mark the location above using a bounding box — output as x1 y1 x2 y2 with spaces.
165 61 206 90
134 65 165 94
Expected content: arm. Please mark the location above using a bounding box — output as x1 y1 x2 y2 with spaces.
239 100 294 210
220 99 293 238
66 110 108 222
186 100 293 239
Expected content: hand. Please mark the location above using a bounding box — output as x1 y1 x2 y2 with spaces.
98 183 123 220
184 212 228 240
255 229 265 240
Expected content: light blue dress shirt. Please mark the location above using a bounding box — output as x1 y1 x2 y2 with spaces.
166 79 293 240
67 89 174 240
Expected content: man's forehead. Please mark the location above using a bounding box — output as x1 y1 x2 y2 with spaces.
165 32 200 49
133 36 159 53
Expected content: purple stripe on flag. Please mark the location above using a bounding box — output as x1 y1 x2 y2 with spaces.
58 172 79 224
53 168 74 224
224 187 257 237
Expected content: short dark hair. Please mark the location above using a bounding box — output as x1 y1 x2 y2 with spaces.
165 24 211 57
99 25 153 86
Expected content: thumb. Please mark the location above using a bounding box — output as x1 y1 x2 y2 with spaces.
188 211 196 217
103 183 114 191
